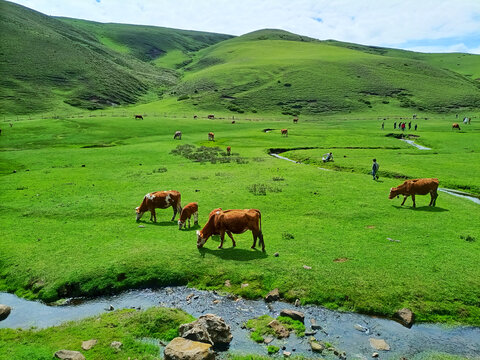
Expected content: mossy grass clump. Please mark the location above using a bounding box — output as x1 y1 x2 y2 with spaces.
267 345 280 354
245 315 306 343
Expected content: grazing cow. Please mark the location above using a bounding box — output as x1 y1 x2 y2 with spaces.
136 190 182 222
208 114 215 119
208 132 215 141
281 129 288 137
196 209 265 251
293 118 298 123
452 123 461 130
226 146 231 156
194 115 198 119
232 120 236 124
178 202 198 230
135 115 143 120
389 178 439 208
174 131 182 140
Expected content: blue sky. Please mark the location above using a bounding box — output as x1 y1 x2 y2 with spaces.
8 0 480 54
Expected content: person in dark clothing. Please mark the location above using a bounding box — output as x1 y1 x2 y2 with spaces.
372 159 379 180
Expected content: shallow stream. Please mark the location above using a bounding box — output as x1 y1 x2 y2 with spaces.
1 287 479 359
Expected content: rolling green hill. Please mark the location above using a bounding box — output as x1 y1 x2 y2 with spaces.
170 29 480 115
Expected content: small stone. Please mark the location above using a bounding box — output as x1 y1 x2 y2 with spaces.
310 341 324 352
0 303 13 321
354 324 368 333
304 330 317 336
110 341 122 350
369 338 390 351
54 350 85 360
282 346 286 350
294 299 300 307
268 320 290 338
186 293 194 301
81 339 97 351
394 308 415 328
372 353 379 358
213 299 220 305
283 351 291 357
310 318 321 330
303 265 312 270
263 337 274 344
164 337 214 360
108 304 114 311
274 252 279 257
138 225 145 228
241 283 249 288
265 288 280 302
224 280 231 287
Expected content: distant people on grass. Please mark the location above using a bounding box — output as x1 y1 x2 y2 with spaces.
408 121 411 130
401 122 406 131
394 122 397 129
322 152 334 162
415 124 418 131
381 122 384 130
372 158 379 180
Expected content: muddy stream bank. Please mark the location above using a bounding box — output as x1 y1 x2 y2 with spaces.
1 287 479 359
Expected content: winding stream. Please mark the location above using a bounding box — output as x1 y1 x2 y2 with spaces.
1 287 479 359
399 139 431 150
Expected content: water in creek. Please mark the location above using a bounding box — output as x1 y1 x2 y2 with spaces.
1 287 479 359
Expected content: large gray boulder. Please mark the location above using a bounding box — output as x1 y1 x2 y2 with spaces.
280 309 305 323
54 350 85 360
164 337 215 360
179 314 232 346
0 304 11 321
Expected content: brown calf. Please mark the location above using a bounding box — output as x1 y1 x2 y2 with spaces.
196 209 265 251
208 132 215 141
226 146 231 156
389 178 439 208
452 123 461 130
178 202 198 230
136 190 182 222
281 129 288 137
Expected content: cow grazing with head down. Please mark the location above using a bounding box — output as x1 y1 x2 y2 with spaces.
293 118 298 123
193 115 198 119
452 123 461 130
208 132 215 141
135 115 143 120
178 202 198 230
389 178 439 208
136 190 182 222
226 146 231 156
174 131 182 140
281 129 288 137
196 209 265 251
208 114 215 119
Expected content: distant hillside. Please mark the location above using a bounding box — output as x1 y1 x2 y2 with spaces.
0 0 230 114
169 29 480 115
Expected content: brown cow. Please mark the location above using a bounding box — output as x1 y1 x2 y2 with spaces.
208 132 215 141
178 202 198 230
226 146 231 156
452 123 461 130
196 209 265 251
135 115 143 120
174 131 182 140
136 190 182 222
208 114 215 119
389 178 439 208
281 129 288 137
293 118 298 123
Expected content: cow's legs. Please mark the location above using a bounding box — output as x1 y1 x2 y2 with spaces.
151 209 157 222
187 217 191 228
225 231 236 247
430 191 438 206
219 231 226 249
411 194 416 208
401 195 408 206
259 232 265 252
194 212 198 225
251 231 257 249
171 207 177 222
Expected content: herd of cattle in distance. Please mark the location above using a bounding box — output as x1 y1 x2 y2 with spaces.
131 113 454 251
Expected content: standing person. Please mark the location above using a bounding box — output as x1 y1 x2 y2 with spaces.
408 121 411 130
402 122 406 131
415 124 418 131
372 159 379 180
381 122 384 130
394 122 397 129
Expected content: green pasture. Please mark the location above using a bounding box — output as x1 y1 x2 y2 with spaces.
0 113 479 325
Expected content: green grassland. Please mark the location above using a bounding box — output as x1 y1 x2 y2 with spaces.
1 113 479 325
0 307 194 360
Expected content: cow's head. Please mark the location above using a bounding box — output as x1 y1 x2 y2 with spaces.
178 219 185 230
388 188 399 199
196 230 207 248
135 206 144 221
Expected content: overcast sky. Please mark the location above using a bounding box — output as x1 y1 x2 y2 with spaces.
8 0 480 54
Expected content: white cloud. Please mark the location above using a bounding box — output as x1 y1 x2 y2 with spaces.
8 0 480 53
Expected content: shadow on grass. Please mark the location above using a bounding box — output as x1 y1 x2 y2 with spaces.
180 224 201 231
136 220 177 227
198 246 268 261
392 205 449 212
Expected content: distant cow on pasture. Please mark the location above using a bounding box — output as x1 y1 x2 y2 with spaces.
136 190 182 222
232 120 236 124
281 129 288 137
196 208 265 251
389 178 439 208
208 114 215 119
452 123 461 130
226 146 231 156
135 114 144 120
194 115 198 119
208 132 215 141
174 131 182 140
178 202 198 230
293 118 298 123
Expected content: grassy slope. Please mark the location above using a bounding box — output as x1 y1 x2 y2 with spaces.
0 307 194 360
0 0 178 114
0 113 479 325
170 30 480 115
58 17 233 67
